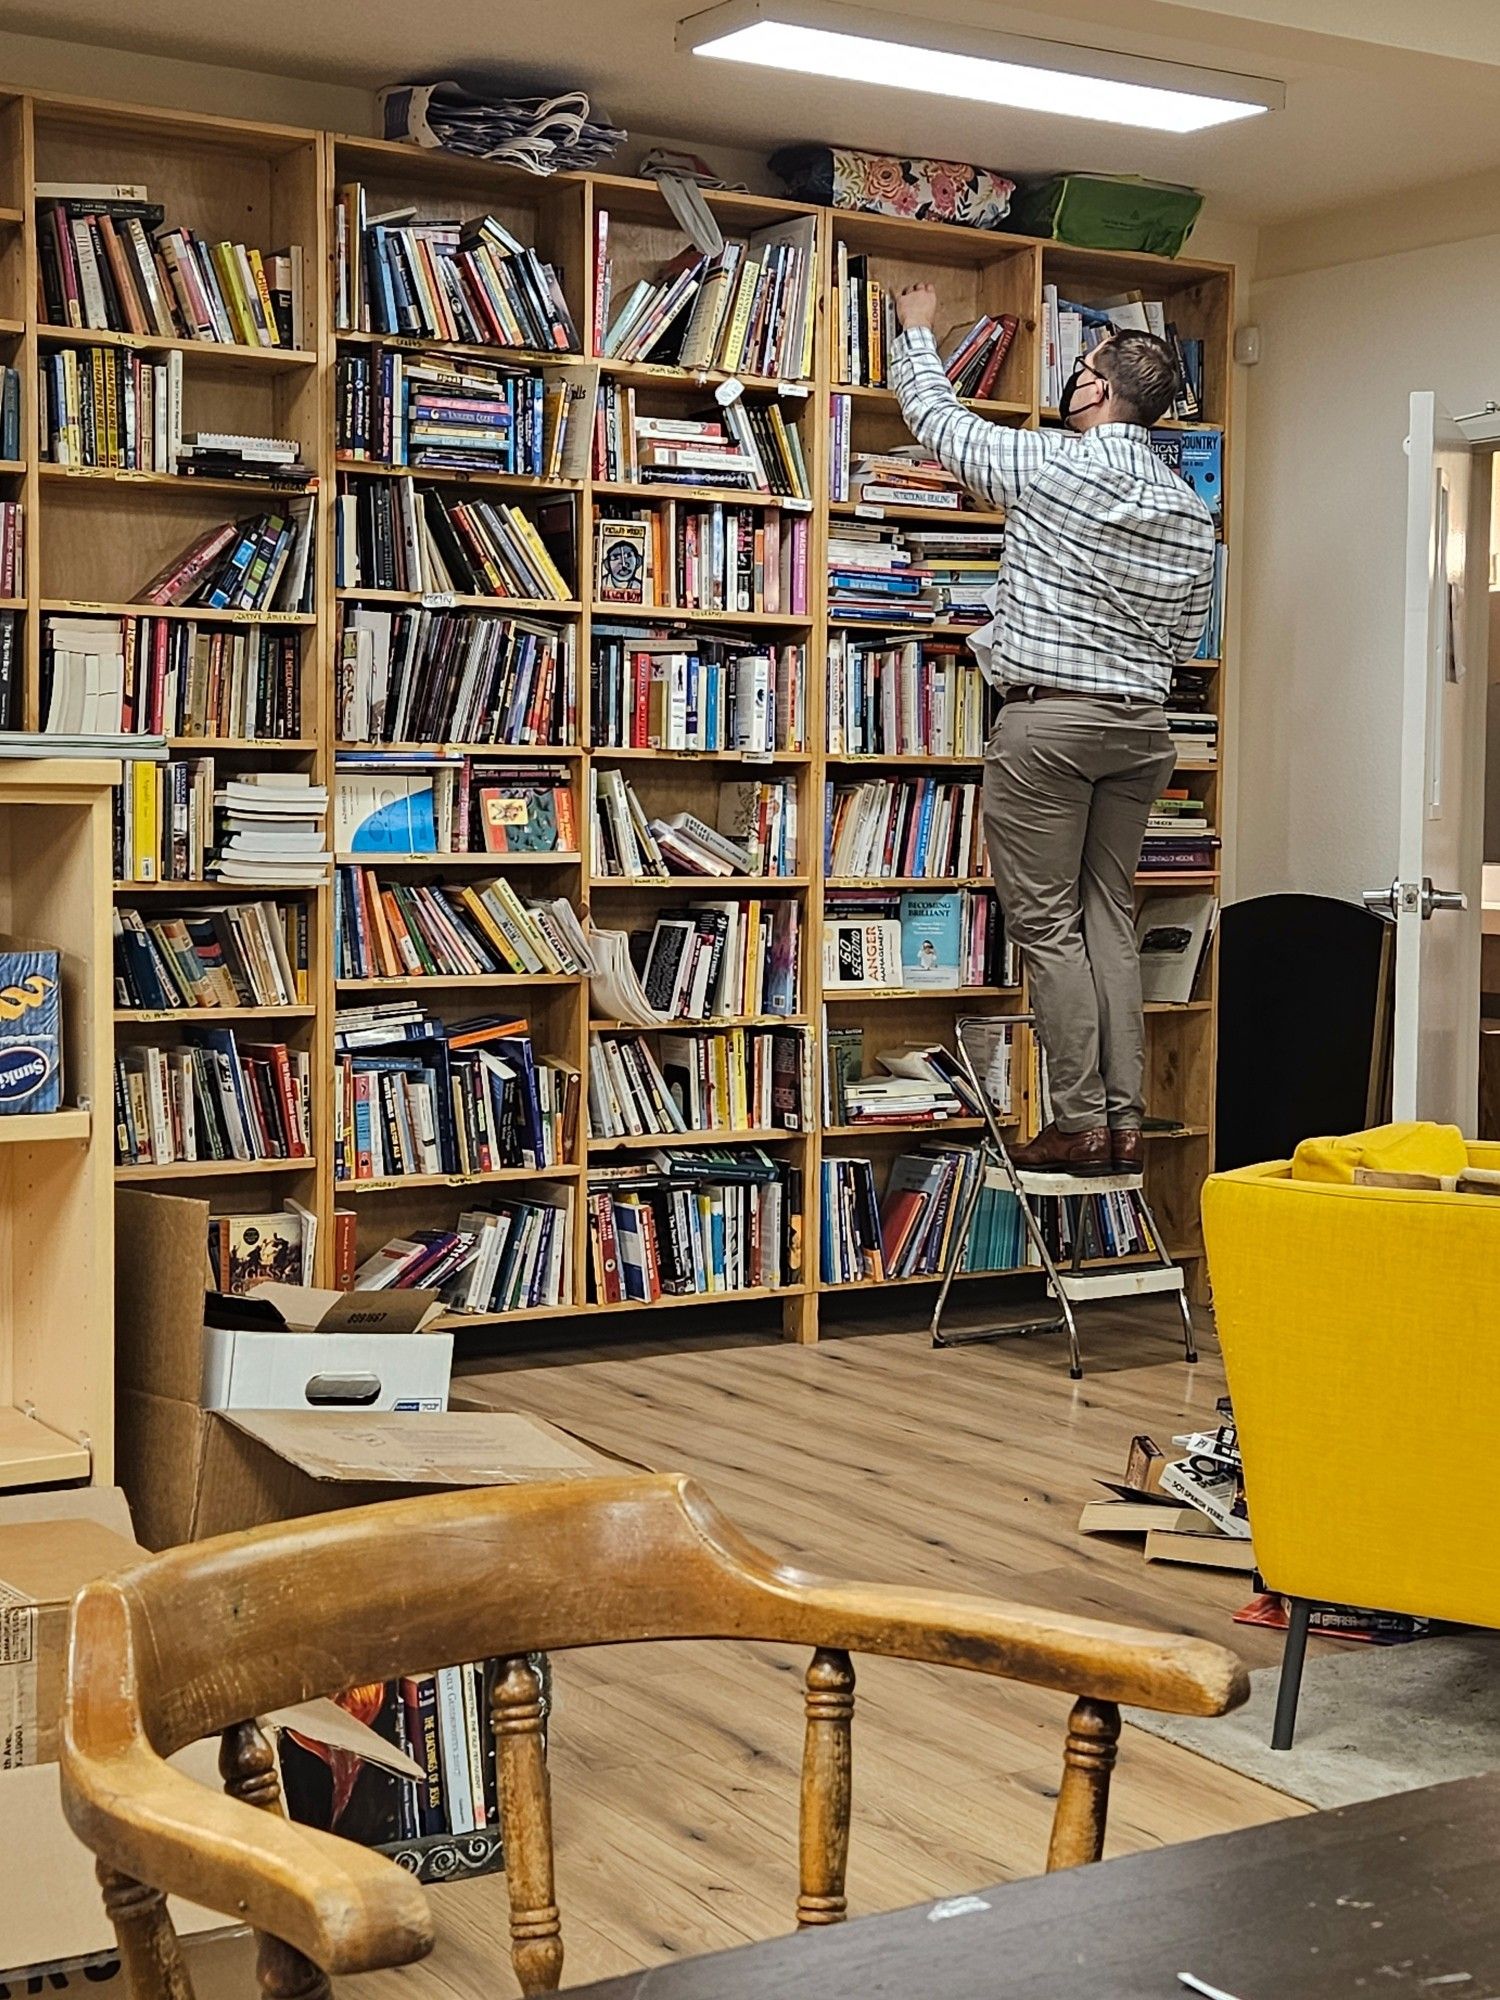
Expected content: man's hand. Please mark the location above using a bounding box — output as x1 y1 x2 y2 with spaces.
896 283 938 333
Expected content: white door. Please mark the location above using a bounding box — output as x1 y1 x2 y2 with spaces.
1377 393 1492 1126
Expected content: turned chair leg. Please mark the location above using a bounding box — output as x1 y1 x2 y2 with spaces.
97 1862 197 2000
797 1647 855 1928
493 1656 563 1994
1271 1597 1312 1751
220 1720 333 2000
1045 1697 1121 1871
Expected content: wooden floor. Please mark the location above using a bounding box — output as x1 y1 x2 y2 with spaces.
344 1302 1306 2000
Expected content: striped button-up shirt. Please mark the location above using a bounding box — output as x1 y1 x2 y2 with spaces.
890 326 1216 701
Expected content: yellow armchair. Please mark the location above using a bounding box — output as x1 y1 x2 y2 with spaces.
1202 1143 1500 1747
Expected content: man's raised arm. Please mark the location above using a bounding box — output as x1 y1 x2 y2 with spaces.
889 284 1060 511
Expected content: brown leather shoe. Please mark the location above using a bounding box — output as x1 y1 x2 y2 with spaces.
1111 1127 1143 1175
1009 1124 1114 1176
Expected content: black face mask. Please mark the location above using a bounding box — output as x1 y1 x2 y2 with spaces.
1058 363 1104 426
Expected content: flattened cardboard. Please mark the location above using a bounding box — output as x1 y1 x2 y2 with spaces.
205 1283 444 1335
223 1410 620 1485
0 1744 227 1977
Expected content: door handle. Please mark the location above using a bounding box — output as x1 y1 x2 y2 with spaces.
1364 878 1469 920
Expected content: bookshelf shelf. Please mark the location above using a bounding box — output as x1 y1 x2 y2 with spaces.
577 1282 809 1317
0 1406 93 1486
115 1006 316 1024
340 1165 584 1194
14 101 1228 1343
36 324 318 370
0 1107 91 1144
114 1157 317 1181
335 460 584 495
335 589 582 614
47 601 317 625
587 1128 801 1151
588 604 814 628
593 481 810 512
824 1118 987 1139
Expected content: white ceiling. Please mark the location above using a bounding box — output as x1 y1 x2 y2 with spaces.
11 0 1500 221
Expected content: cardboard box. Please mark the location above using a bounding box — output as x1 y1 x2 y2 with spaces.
0 1488 140 1769
202 1286 452 1413
118 1188 634 1548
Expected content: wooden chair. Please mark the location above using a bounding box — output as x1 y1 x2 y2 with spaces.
61 1473 1248 2000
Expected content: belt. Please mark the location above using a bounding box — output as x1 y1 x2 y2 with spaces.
1004 685 1139 705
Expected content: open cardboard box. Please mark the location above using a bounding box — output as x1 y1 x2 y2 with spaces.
201 1283 452 1414
118 1187 631 1547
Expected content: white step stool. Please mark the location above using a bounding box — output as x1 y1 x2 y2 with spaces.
929 1018 1197 1379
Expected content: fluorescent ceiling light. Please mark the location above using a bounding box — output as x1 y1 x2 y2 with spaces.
679 0 1284 133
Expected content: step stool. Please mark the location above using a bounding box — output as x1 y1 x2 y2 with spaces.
928 1016 1197 1379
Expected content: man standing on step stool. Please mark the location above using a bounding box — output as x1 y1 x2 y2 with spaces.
892 285 1216 1178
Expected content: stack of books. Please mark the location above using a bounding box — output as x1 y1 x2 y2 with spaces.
849 450 966 513
333 1010 577 1181
355 1192 575 1316
335 348 592 479
592 391 810 499
593 505 809 616
635 899 802 1020
212 774 330 886
826 634 987 758
820 1144 1030 1286
38 188 303 347
41 347 182 469
136 506 317 615
114 899 308 1011
44 614 303 741
1141 792 1218 874
592 769 788 880
591 627 803 753
940 314 1021 398
335 865 591 982
825 776 987 880
1167 710 1219 765
177 432 314 488
588 1024 810 1139
905 527 1004 625
334 187 579 350
595 212 818 379
585 1146 800 1302
335 480 573 600
840 1072 964 1127
826 524 929 626
114 1027 311 1167
337 608 575 747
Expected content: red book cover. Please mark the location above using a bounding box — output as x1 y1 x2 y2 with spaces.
333 1208 357 1291
974 315 1020 401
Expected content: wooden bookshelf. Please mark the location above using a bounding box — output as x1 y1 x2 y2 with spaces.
0 758 116 1489
0 88 1231 1344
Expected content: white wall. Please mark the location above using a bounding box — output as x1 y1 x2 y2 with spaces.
1236 233 1500 903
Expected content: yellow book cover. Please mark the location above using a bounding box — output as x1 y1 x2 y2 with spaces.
61 347 81 466
456 885 527 972
506 507 571 600
246 248 282 346
131 760 158 882
717 257 762 374
210 242 258 345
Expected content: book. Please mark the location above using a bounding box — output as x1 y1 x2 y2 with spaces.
1136 893 1218 1005
898 892 963 989
822 918 901 989
596 519 649 604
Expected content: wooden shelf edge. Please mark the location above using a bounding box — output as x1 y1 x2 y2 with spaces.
0 1107 90 1143
0 1406 91 1488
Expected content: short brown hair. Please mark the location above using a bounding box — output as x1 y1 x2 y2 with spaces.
1097 330 1182 426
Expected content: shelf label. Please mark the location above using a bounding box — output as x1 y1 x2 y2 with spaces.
784 498 813 514
854 503 885 520
421 591 457 610
778 382 811 400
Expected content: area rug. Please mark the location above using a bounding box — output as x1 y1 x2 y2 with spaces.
1124 1630 1500 1808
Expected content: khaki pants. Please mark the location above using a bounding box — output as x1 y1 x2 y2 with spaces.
983 697 1176 1133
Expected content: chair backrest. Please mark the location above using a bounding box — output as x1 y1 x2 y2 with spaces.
63 1473 1247 1998
1204 1159 1500 1627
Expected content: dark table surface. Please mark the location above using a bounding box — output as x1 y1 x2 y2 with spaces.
570 1772 1500 1999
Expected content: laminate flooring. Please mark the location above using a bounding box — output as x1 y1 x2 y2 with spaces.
342 1302 1308 1999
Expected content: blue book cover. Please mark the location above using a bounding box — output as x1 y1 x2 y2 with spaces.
898 891 963 988
335 772 438 854
1178 430 1224 528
